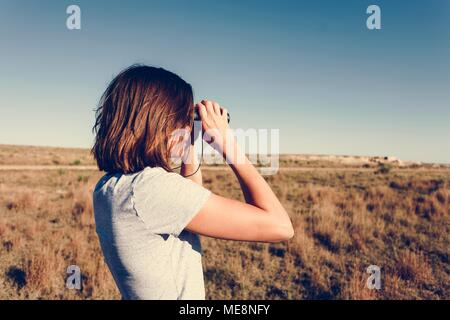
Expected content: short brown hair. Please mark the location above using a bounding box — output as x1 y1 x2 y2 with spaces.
92 65 194 174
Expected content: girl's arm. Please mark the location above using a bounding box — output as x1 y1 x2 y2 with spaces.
185 100 294 243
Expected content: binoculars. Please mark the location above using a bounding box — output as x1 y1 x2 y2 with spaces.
191 109 230 145
194 109 230 123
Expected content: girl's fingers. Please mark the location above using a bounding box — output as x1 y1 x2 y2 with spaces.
198 100 227 123
212 102 221 115
197 102 207 120
201 100 213 114
221 107 228 118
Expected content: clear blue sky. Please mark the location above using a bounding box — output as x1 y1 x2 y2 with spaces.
0 0 449 163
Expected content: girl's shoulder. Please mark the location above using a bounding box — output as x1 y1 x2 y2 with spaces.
132 166 187 192
94 167 165 190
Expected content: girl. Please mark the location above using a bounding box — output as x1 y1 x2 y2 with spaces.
92 65 294 300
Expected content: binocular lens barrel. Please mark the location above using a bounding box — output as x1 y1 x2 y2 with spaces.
194 109 230 123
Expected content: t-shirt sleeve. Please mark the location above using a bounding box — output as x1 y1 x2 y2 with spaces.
131 168 212 236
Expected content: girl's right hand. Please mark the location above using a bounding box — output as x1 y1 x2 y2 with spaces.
196 100 231 154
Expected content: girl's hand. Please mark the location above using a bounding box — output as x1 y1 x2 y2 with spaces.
196 100 230 154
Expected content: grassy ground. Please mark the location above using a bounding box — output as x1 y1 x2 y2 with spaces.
0 146 449 299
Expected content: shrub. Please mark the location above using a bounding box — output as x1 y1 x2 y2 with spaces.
376 163 393 174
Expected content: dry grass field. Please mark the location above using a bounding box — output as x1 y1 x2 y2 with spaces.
0 145 449 299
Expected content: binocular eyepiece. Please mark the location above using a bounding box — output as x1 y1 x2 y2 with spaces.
194 109 230 123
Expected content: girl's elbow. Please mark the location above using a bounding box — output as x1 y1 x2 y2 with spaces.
256 212 295 242
285 225 295 240
269 223 295 243
280 224 295 241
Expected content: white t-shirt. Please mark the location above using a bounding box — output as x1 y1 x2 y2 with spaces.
93 166 211 300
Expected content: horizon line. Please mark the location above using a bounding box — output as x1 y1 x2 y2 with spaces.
1 142 449 165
